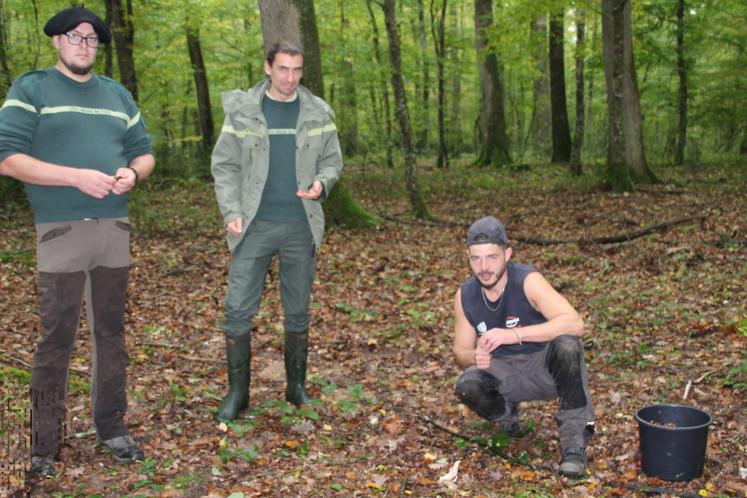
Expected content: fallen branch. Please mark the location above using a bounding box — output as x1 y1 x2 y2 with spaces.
418 415 552 472
513 216 705 246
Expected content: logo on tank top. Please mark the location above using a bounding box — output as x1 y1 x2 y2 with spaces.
505 316 520 328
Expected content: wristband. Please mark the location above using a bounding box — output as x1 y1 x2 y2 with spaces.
127 166 139 185
512 329 522 345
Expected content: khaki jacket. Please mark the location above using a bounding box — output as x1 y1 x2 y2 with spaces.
211 80 343 252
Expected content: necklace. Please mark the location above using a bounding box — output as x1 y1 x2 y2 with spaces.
481 284 505 312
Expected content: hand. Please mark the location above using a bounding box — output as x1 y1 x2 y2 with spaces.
226 217 243 237
112 167 137 195
296 179 323 200
478 328 511 353
75 169 116 199
475 346 492 370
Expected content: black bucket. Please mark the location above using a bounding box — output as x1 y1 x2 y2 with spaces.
635 404 712 481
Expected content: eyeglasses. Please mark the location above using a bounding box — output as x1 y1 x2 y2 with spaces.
63 32 100 48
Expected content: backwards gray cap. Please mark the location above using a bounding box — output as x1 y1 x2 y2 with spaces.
467 216 508 246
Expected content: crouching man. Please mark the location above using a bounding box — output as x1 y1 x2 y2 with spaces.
452 216 594 477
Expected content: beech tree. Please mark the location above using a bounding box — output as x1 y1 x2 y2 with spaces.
473 0 511 167
549 6 571 164
602 0 658 190
383 0 432 219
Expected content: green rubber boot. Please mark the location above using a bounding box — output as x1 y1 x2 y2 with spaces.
215 333 251 422
284 331 313 406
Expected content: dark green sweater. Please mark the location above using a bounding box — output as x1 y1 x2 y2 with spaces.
0 68 152 222
255 94 305 222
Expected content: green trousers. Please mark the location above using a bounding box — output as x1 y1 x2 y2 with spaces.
222 219 316 338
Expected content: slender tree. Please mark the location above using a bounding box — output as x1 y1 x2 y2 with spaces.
570 8 586 175
415 0 430 150
473 0 511 167
530 14 551 159
602 0 658 189
185 19 214 153
0 2 12 96
258 0 377 228
675 0 687 165
108 0 138 101
549 7 571 163
383 0 432 219
366 0 394 169
448 0 464 155
337 1 359 155
431 0 448 168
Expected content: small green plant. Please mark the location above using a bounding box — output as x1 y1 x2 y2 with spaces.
723 360 747 389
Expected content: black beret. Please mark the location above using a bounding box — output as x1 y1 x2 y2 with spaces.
44 7 111 45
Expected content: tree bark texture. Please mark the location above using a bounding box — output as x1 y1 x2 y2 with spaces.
366 0 395 169
383 0 432 219
530 14 551 159
185 23 214 152
675 0 687 166
103 1 114 78
602 0 657 187
0 2 12 96
473 0 511 167
416 0 430 151
549 7 571 164
570 9 585 175
431 0 448 168
338 1 359 156
108 0 138 102
448 0 463 154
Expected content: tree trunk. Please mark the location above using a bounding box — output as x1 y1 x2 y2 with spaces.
366 0 394 169
383 0 432 219
103 0 114 78
675 0 687 166
0 2 12 96
473 0 511 167
431 0 448 168
448 0 463 156
530 14 551 159
602 0 658 188
549 7 571 164
185 22 214 153
570 9 585 175
602 0 634 191
108 0 138 101
259 0 377 228
586 14 599 156
416 0 430 151
337 1 359 156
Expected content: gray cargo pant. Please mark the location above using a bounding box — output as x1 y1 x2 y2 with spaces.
455 335 594 450
31 217 131 457
223 219 316 338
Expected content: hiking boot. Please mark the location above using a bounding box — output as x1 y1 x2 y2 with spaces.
559 447 587 477
31 455 56 477
102 435 145 463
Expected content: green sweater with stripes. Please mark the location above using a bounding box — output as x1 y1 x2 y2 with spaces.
0 68 152 222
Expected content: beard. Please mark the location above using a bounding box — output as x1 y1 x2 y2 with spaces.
59 53 95 76
474 266 507 290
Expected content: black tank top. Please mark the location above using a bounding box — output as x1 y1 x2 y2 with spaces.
460 261 547 358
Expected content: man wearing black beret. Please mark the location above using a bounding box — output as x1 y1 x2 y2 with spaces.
0 6 154 476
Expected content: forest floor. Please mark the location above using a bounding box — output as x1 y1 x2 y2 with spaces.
1 159 746 497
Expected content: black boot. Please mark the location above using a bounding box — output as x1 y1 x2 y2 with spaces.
215 333 251 422
284 331 313 406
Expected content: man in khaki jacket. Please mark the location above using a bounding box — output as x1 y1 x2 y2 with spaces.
211 41 342 421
